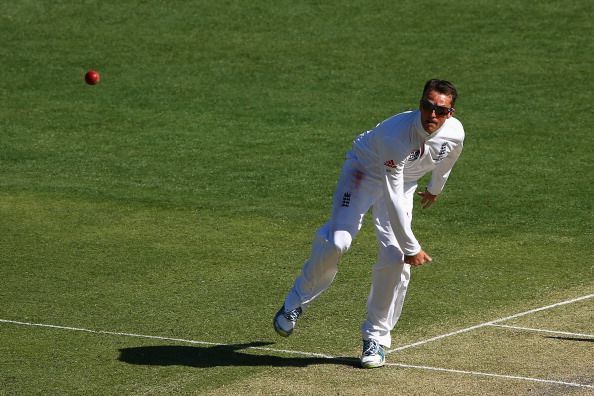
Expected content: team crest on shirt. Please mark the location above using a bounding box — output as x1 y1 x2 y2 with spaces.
407 145 424 162
407 149 420 161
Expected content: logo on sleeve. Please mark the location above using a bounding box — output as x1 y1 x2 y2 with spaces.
436 143 448 162
341 192 351 207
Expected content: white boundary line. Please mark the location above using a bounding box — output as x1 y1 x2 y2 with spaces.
2 318 593 390
388 293 594 353
489 324 594 339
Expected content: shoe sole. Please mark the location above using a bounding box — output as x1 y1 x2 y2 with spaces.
273 309 292 337
273 320 291 337
360 360 385 369
361 346 386 369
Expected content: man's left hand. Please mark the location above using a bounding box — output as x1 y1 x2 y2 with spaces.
417 190 437 209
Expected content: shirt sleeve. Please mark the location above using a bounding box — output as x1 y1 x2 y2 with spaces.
427 141 464 195
383 159 422 256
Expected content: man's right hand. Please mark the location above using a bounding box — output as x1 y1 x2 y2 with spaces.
404 250 432 266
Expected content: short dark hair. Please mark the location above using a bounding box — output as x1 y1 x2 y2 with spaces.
422 79 458 107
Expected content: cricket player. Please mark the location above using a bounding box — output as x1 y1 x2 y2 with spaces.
273 79 465 368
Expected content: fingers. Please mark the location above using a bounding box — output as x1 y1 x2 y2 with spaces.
417 191 437 209
404 252 433 266
416 252 432 265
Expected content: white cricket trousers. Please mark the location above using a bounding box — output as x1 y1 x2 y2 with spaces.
283 154 416 348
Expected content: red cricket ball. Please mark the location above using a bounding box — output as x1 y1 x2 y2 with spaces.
84 70 100 85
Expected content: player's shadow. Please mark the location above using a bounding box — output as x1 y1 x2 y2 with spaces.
118 342 358 368
546 336 594 343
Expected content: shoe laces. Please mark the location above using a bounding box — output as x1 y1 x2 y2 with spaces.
283 307 302 322
363 339 381 356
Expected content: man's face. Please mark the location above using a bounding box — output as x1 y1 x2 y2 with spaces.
419 90 454 133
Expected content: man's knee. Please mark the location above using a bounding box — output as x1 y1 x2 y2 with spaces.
314 224 353 256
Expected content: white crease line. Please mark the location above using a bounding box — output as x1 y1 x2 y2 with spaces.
0 319 334 359
0 319 222 346
2 318 593 389
388 293 594 353
489 324 594 339
386 362 594 389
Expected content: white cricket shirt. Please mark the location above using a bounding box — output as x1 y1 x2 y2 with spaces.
350 110 465 256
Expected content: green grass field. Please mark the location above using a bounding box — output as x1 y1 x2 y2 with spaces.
1 1 593 394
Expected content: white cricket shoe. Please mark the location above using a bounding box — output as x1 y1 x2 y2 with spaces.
360 339 386 368
273 305 302 337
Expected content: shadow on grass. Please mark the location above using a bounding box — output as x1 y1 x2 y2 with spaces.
118 342 358 368
546 336 594 343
